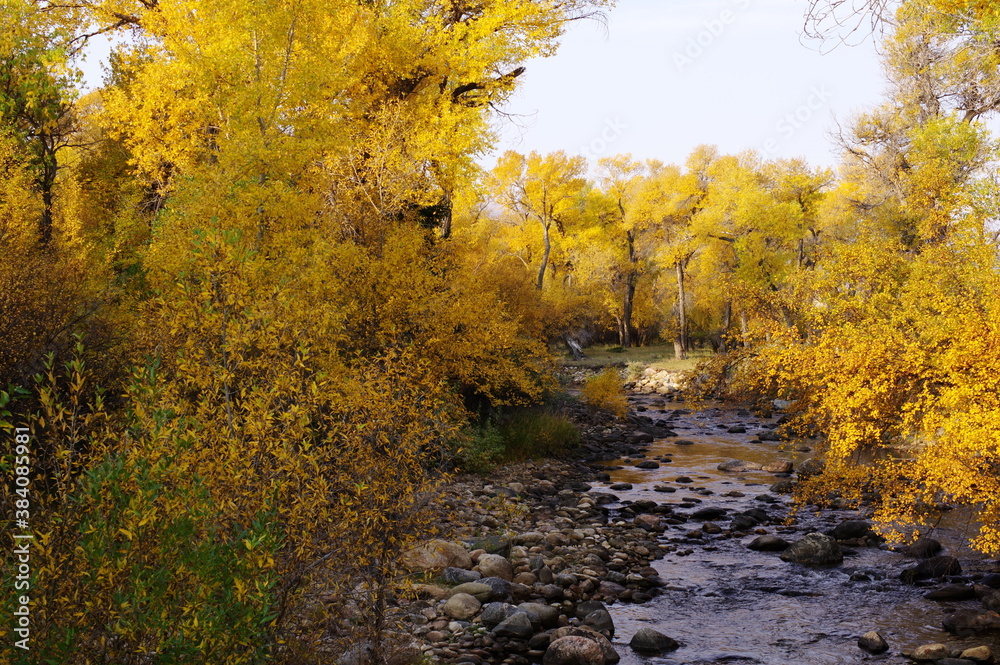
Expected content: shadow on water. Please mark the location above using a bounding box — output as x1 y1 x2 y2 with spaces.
594 398 1000 665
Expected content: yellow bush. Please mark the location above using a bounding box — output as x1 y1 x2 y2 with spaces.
581 367 628 417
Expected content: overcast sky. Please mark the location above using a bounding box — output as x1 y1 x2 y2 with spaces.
489 0 888 171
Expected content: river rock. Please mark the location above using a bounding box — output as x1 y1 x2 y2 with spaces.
443 593 481 620
635 460 660 469
479 576 514 602
960 645 992 662
925 585 977 601
493 611 535 639
448 582 492 602
629 627 679 654
763 460 793 473
943 609 1000 635
480 602 516 627
902 537 943 559
858 630 889 654
401 539 472 572
634 514 663 531
796 457 825 478
900 556 962 584
550 626 619 663
748 535 790 552
780 533 843 565
717 459 763 472
543 637 605 665
520 601 560 627
584 609 615 637
911 643 949 661
770 479 795 494
443 567 482 584
477 553 514 581
830 520 872 540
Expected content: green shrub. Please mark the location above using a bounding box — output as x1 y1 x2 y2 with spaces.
498 409 579 461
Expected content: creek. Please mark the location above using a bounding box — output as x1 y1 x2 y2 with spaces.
595 396 1000 665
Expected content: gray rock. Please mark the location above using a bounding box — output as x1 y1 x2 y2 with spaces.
492 611 534 639
780 533 843 565
519 602 560 627
443 593 481 620
902 537 943 559
943 609 1000 636
543 636 605 665
910 643 949 661
858 631 889 654
584 609 615 637
629 627 679 654
443 567 482 584
575 600 609 619
479 576 513 602
480 602 516 627
748 535 790 552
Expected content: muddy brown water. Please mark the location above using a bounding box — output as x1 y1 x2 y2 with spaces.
594 397 1000 665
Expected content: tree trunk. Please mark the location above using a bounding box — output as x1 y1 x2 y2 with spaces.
38 141 57 245
536 220 550 290
675 261 688 360
720 300 733 352
621 229 637 347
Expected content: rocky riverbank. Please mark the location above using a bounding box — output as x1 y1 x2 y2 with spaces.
369 369 1000 665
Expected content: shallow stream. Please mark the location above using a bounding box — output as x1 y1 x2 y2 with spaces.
596 397 1000 665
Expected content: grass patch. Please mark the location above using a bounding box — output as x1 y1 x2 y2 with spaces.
457 407 580 471
561 343 714 372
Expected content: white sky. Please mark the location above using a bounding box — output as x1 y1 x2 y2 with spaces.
78 0 889 172
489 0 888 171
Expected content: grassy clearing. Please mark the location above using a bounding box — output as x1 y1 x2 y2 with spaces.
559 343 713 373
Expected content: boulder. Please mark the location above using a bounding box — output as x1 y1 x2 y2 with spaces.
762 460 793 473
401 539 472 573
477 553 514 581
858 631 889 654
770 479 795 494
780 533 843 565
442 593 480 620
543 637 605 665
629 627 679 654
